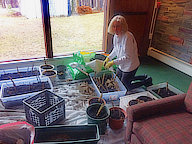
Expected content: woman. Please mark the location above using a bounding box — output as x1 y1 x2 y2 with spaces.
104 15 152 90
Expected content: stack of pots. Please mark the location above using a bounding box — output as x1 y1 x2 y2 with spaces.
40 64 57 83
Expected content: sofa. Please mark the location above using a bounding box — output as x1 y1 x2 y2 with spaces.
126 82 192 144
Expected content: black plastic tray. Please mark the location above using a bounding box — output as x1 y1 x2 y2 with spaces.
34 124 100 144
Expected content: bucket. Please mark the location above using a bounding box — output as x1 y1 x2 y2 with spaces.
86 103 109 135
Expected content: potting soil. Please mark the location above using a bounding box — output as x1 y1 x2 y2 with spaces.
0 70 40 80
153 87 177 98
110 109 125 120
128 96 153 106
89 98 105 105
41 65 53 69
43 71 56 76
4 82 51 97
88 106 108 119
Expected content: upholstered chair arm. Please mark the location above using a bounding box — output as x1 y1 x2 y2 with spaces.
127 93 186 122
125 93 186 143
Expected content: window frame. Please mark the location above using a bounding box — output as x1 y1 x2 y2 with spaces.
42 0 110 58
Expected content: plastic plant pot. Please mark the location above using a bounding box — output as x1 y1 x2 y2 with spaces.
42 70 57 84
57 65 67 79
40 64 54 72
88 97 106 105
86 103 109 135
109 107 127 130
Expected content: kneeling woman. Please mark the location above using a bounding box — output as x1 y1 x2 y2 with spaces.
104 15 152 91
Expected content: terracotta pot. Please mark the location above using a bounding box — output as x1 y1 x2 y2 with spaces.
109 107 127 130
88 97 106 105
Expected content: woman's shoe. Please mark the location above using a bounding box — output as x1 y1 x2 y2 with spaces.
144 76 153 87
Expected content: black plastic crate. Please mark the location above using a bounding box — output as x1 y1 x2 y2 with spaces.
23 90 65 126
34 124 100 144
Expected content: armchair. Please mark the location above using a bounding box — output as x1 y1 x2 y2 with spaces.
126 82 192 144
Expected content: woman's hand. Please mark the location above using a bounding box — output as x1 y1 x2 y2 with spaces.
103 57 110 67
105 61 114 69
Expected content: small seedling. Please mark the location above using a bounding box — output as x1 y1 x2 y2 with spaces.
16 67 22 77
44 57 47 65
16 67 19 73
166 82 168 91
32 64 34 72
8 76 17 93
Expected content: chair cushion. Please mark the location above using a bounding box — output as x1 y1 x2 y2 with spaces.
184 82 192 113
133 111 192 144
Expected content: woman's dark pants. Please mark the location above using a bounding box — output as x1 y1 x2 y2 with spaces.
116 68 147 91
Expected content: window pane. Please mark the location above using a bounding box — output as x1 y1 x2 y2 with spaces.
0 0 45 61
49 0 104 55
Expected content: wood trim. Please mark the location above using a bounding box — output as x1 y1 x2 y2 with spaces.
140 0 155 56
103 0 110 52
114 11 147 15
40 0 53 58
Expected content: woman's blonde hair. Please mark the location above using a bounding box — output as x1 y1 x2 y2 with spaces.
108 15 128 35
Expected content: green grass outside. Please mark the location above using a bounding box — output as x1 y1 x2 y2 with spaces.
0 8 104 61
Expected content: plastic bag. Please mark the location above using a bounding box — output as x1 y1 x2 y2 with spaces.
67 62 93 80
67 52 95 80
73 51 95 64
0 121 35 144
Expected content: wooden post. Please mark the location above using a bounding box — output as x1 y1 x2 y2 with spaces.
93 0 96 9
96 0 100 11
40 0 53 58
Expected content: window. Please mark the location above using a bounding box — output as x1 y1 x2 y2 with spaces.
0 0 106 61
49 0 104 55
0 0 46 61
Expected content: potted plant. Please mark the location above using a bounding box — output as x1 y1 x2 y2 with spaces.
86 103 109 135
42 70 57 83
57 65 67 79
40 64 54 72
88 97 106 105
109 107 127 130
147 82 184 98
39 58 54 72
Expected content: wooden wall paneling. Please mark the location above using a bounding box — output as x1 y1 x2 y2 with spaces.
106 0 155 56
123 14 147 55
113 0 150 12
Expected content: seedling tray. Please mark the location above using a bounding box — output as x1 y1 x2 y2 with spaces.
0 66 40 87
89 70 127 101
120 91 158 111
147 82 184 99
34 124 100 143
0 76 53 108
